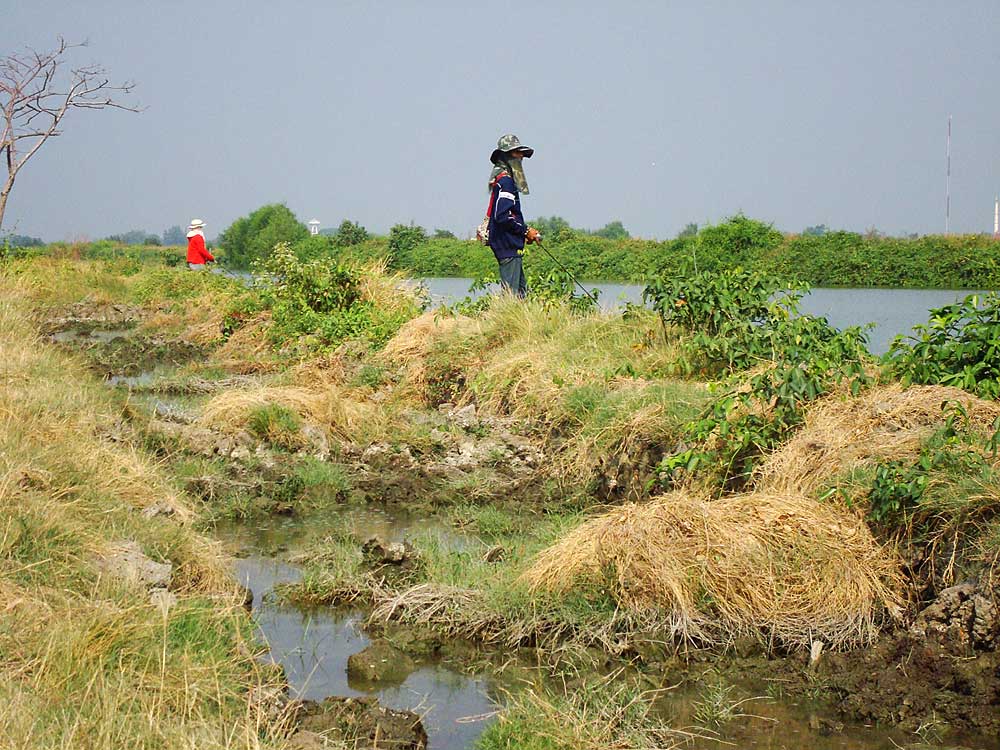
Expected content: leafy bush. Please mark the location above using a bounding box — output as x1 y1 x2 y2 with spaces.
333 220 369 246
387 224 427 266
883 293 1000 399
650 265 871 489
253 243 420 351
693 214 784 270
527 262 601 313
219 203 309 268
290 234 336 262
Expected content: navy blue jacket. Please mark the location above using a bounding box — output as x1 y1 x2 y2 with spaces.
488 173 527 260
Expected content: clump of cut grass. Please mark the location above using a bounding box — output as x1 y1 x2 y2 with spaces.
377 310 481 401
211 310 282 374
247 403 303 450
756 383 1000 590
521 491 902 649
366 582 639 654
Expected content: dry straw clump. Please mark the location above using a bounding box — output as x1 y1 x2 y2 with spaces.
377 311 480 399
199 382 379 440
212 311 282 374
522 491 902 649
756 383 1000 497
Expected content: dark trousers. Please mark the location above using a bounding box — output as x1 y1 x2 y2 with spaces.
498 256 527 298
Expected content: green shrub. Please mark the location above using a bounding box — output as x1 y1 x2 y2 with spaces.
219 203 309 268
650 265 871 489
387 224 427 266
333 220 370 246
883 293 1000 399
253 243 420 352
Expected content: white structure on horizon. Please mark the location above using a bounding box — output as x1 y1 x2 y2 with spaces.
994 197 999 240
308 219 321 236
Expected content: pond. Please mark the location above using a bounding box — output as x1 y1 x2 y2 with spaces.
419 277 993 355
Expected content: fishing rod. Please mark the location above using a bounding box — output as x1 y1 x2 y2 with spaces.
534 239 600 306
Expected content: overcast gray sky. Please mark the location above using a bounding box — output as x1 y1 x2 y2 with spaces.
3 0 999 241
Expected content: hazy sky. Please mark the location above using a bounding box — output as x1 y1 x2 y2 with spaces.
3 1 999 241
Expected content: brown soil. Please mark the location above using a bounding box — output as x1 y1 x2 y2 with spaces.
823 631 1000 735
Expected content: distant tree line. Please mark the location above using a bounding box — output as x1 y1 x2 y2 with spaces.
77 202 1000 290
3 233 44 248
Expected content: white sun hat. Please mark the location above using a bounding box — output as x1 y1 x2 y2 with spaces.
188 218 206 229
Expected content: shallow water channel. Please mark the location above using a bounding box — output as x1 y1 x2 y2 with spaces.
216 508 500 748
214 506 995 750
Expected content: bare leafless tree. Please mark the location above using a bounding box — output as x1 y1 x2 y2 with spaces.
0 38 140 232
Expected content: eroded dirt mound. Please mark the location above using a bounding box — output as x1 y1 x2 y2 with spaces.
824 632 1000 735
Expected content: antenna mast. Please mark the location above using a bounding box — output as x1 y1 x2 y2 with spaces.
945 115 952 234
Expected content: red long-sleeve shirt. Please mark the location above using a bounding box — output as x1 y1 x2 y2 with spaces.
186 234 215 264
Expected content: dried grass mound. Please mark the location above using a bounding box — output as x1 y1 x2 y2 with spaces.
378 311 478 397
199 383 379 439
522 491 902 648
380 311 475 363
756 384 1000 497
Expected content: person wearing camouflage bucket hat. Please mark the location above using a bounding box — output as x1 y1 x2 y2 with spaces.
486 134 540 297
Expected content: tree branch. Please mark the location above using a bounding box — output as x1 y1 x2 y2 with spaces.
0 37 138 230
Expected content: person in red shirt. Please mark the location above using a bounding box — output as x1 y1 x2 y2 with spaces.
186 218 215 270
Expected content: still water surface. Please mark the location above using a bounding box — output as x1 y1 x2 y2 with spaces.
419 278 992 355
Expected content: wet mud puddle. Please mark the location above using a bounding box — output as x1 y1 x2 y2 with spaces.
218 508 502 749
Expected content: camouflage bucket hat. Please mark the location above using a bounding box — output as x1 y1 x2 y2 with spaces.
490 133 534 164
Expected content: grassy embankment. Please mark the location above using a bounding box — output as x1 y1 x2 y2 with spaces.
5 251 1000 748
0 261 290 748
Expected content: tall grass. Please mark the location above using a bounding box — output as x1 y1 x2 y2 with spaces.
0 273 287 748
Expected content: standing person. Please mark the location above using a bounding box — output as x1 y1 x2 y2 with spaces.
185 218 214 270
487 134 540 297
